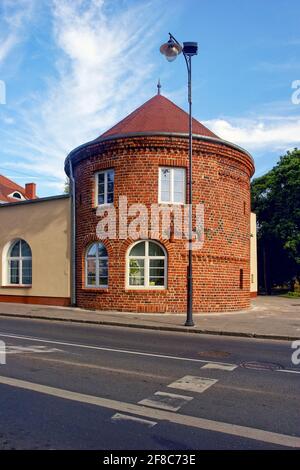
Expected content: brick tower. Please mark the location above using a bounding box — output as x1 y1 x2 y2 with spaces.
65 93 255 313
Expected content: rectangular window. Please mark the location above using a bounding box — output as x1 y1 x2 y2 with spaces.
149 258 165 286
9 260 19 284
159 167 186 204
87 259 97 286
95 169 114 206
98 258 108 286
22 259 32 285
129 259 145 286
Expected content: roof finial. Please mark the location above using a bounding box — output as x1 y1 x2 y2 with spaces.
157 78 161 95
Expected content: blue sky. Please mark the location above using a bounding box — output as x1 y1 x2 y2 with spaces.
0 0 300 197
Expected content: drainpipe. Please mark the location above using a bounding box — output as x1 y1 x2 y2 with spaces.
69 159 76 306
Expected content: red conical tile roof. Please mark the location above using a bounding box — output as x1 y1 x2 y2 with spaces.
100 94 219 139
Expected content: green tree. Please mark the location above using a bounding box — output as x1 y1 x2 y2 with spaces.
251 148 300 293
64 178 70 194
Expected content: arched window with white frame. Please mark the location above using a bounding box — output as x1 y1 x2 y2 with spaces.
7 239 32 285
127 240 167 289
85 242 108 288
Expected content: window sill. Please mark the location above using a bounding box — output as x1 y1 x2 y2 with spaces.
82 287 109 292
92 203 114 211
125 288 167 293
2 285 32 289
158 202 185 206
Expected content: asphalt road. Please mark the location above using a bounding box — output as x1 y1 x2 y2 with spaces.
0 316 299 450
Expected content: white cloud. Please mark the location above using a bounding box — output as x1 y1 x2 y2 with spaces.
0 0 162 194
0 0 35 64
204 115 300 152
1 116 15 125
251 60 300 72
0 35 17 63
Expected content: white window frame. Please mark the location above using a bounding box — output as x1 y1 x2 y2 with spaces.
126 240 167 290
94 169 115 207
7 239 32 286
85 242 108 288
158 167 186 204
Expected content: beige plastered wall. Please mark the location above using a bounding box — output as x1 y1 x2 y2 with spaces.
0 196 71 299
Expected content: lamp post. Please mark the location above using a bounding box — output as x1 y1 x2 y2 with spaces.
160 33 198 327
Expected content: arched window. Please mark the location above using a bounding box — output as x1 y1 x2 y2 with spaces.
8 191 24 200
127 240 167 289
8 240 32 285
85 242 108 287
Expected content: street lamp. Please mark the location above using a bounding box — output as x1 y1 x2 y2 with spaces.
160 33 198 327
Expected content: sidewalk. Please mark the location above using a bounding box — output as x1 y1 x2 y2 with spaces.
0 296 299 341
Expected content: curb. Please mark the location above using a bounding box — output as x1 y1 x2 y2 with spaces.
0 312 296 341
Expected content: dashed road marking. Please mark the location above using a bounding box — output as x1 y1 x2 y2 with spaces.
138 391 193 412
201 362 237 371
168 375 218 394
5 345 62 355
111 413 157 428
240 361 283 371
277 369 300 375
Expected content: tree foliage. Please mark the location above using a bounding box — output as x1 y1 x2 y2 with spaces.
64 178 70 194
251 148 300 292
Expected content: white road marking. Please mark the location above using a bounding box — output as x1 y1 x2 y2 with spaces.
168 375 218 393
111 413 157 428
0 375 299 448
0 332 238 368
5 345 62 355
138 391 193 412
201 362 237 371
277 369 300 375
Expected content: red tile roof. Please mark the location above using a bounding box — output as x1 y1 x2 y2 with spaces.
0 175 28 203
100 94 219 140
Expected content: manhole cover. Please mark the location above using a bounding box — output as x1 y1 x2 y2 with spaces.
240 361 284 371
198 350 231 358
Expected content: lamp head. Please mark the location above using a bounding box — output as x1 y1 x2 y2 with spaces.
160 38 182 62
183 42 198 56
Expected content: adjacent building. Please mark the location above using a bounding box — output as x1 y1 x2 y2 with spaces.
0 195 71 306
